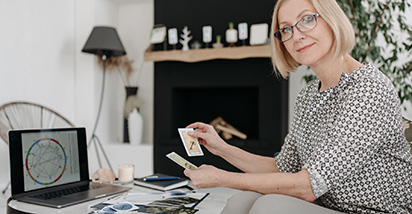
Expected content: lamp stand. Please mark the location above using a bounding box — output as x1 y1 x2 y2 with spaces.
87 56 114 173
2 181 10 194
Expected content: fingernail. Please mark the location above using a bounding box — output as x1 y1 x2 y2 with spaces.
188 131 194 135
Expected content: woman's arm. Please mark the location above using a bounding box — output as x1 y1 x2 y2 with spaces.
184 166 316 202
218 143 280 173
187 122 279 173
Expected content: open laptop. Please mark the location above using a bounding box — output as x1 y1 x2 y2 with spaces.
8 127 131 208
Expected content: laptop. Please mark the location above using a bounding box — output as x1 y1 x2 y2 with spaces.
8 127 131 208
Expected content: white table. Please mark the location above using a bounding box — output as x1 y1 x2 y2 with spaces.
7 183 240 214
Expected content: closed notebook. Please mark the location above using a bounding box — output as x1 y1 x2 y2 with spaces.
134 173 189 191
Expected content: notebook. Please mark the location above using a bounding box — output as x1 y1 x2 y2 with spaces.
8 127 131 208
133 173 189 191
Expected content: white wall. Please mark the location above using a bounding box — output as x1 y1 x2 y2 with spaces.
73 0 156 176
0 0 76 186
80 0 155 176
0 0 155 187
117 0 154 145
0 1 76 121
74 0 154 145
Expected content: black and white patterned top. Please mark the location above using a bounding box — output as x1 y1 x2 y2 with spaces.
276 64 412 213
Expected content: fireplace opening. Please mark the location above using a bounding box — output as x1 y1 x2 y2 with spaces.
154 59 288 176
171 87 259 141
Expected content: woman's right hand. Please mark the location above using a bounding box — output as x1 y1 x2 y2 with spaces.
186 122 228 156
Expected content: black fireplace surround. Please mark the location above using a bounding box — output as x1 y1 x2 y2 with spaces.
154 59 288 177
153 0 286 177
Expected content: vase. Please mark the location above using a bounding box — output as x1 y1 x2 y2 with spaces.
128 108 143 145
225 22 238 47
123 86 143 144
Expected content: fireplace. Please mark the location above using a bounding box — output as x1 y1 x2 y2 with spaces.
154 59 288 177
153 0 284 176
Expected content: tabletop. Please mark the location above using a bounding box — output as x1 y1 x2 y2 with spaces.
7 182 239 214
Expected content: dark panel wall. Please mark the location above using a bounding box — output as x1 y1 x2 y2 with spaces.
153 0 286 177
155 0 278 49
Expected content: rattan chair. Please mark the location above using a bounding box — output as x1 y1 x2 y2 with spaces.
0 101 75 144
0 101 74 193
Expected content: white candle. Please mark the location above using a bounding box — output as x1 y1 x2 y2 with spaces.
118 164 134 184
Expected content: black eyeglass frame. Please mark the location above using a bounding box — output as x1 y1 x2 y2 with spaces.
274 14 321 43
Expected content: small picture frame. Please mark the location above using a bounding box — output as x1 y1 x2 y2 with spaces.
150 24 167 44
250 23 268 45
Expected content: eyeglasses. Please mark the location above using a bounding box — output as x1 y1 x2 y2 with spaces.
274 14 320 42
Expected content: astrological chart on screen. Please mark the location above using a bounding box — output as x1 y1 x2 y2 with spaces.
21 130 81 192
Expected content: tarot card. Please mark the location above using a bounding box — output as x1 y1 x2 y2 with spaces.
178 128 204 156
166 152 198 170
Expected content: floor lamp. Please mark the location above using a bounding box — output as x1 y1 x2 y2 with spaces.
82 26 126 173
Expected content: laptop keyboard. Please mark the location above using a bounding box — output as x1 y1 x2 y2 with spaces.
30 185 90 200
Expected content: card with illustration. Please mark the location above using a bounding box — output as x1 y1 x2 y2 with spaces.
178 128 204 157
166 152 198 170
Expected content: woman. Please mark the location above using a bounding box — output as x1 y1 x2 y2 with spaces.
184 0 412 213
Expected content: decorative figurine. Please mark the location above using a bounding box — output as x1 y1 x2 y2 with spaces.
180 26 193 51
191 41 202 49
213 35 224 49
225 22 238 47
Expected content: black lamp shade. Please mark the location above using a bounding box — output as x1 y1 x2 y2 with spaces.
82 26 126 57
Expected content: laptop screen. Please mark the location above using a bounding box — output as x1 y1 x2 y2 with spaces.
21 130 81 192
9 127 90 196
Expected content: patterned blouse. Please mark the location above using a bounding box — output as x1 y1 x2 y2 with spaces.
275 64 412 213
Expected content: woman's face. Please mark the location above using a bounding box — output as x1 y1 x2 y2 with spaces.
277 0 334 67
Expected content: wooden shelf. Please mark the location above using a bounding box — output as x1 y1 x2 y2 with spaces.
144 45 271 63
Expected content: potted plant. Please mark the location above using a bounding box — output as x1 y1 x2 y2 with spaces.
303 0 412 106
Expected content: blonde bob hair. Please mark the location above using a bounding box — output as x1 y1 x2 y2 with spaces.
271 0 355 79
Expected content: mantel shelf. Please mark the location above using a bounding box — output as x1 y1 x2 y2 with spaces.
144 44 272 63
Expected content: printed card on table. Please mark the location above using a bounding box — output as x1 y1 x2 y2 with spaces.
178 128 204 157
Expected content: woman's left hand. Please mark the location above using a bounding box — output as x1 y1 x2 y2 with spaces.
183 164 227 189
